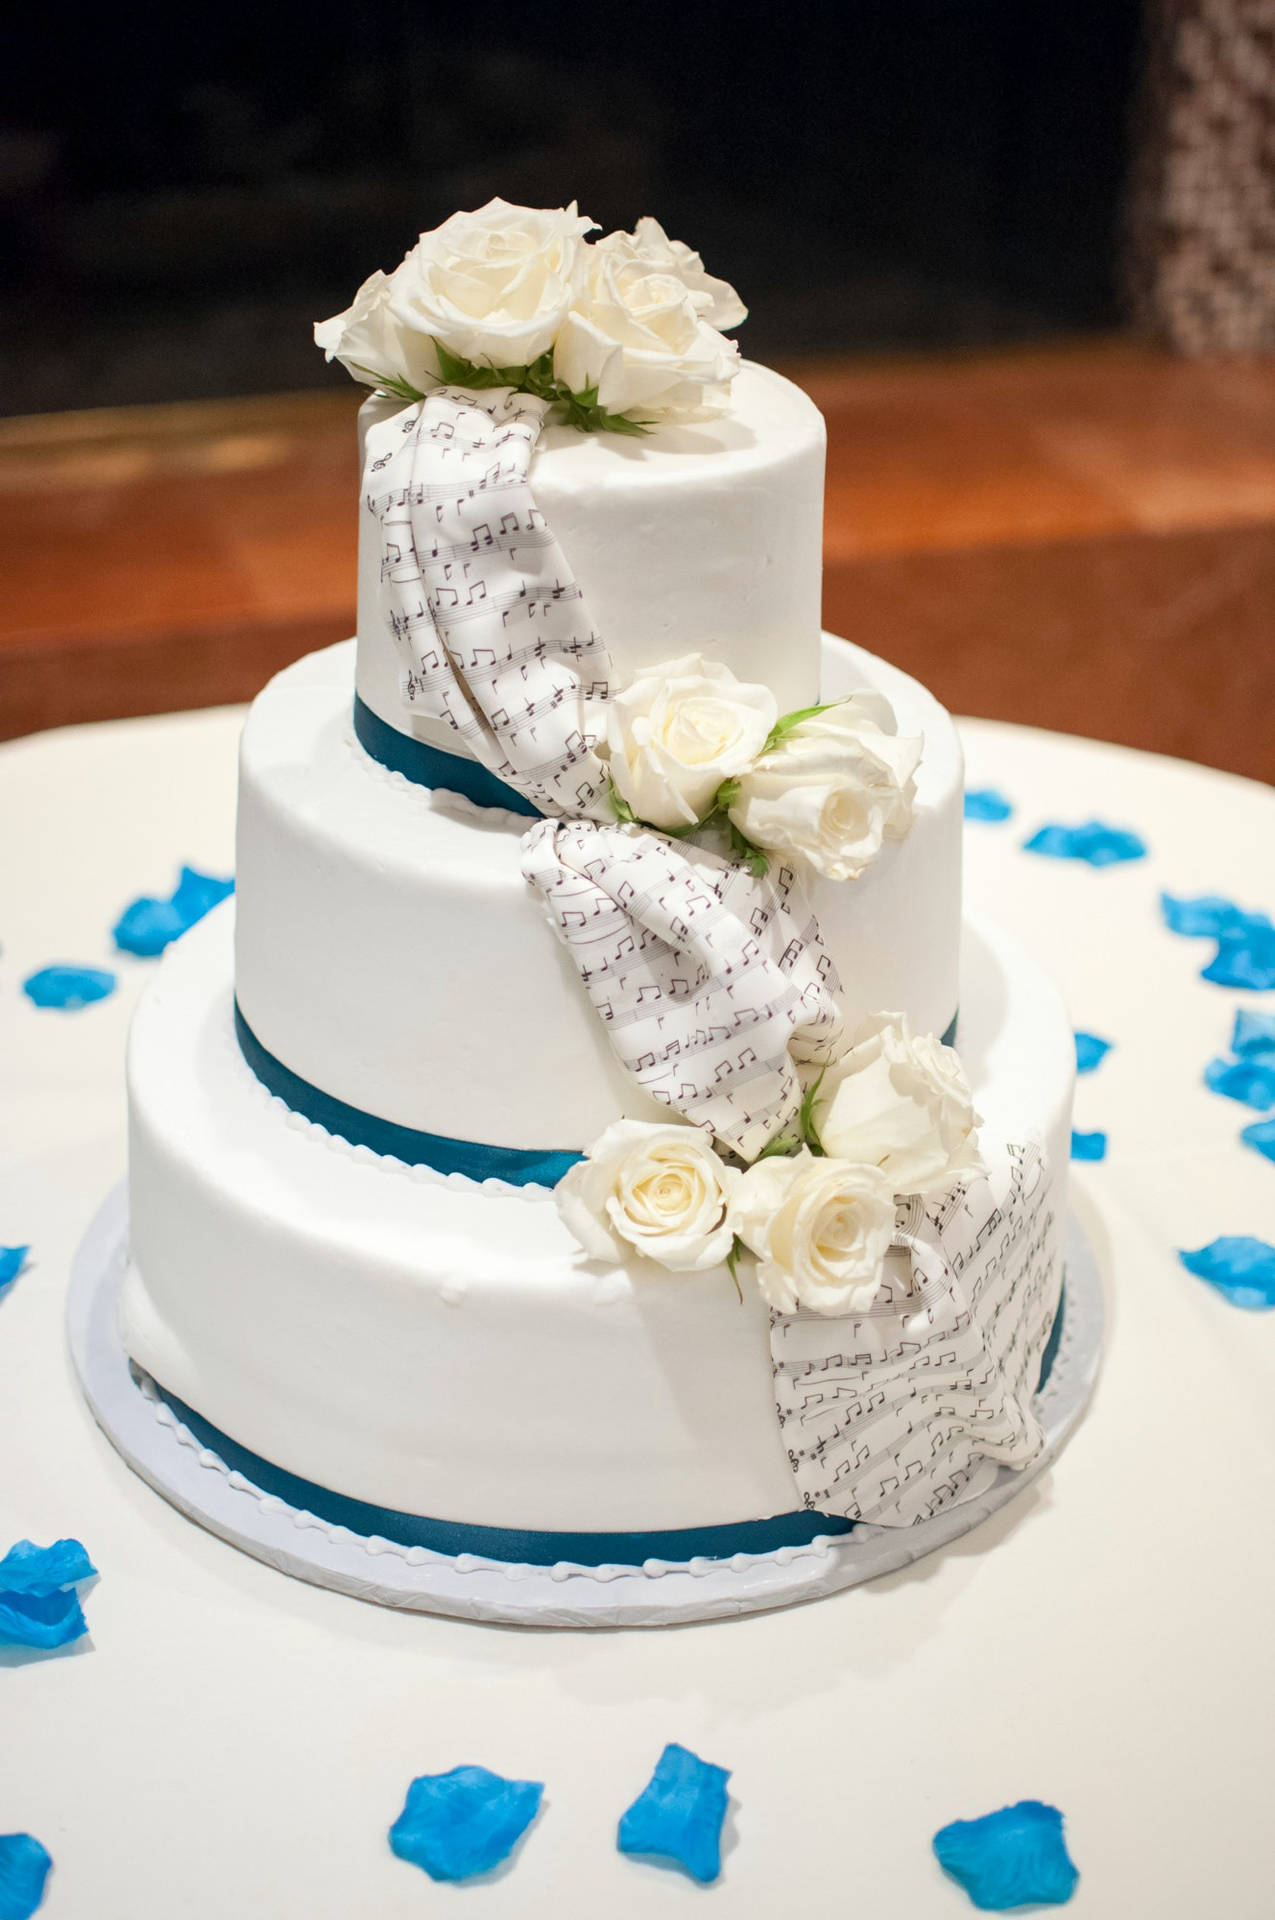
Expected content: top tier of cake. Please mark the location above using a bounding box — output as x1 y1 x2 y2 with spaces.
353 361 826 749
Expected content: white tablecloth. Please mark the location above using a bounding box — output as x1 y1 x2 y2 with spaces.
1 705 1273 1919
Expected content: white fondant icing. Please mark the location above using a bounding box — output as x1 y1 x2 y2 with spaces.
354 361 826 747
122 899 1072 1536
233 636 962 1150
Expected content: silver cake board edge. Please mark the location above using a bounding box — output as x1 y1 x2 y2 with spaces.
67 1182 1105 1630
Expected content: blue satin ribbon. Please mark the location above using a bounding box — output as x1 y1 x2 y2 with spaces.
353 694 541 817
236 1000 960 1187
235 1003 583 1187
150 1291 1062 1569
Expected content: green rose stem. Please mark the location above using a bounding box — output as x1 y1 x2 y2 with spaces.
359 340 654 435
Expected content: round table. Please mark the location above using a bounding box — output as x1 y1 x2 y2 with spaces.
2 704 1272 1919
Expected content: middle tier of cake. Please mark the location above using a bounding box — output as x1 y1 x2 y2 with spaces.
233 635 963 1153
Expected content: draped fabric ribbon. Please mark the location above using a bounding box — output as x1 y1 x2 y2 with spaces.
521 819 844 1161
369 386 613 820
769 1139 1057 1527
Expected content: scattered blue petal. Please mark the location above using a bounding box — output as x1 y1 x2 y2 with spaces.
1201 925 1275 991
617 1742 731 1884
0 1247 30 1287
0 1834 52 1920
964 788 1014 823
1241 1117 1275 1163
1074 1032 1112 1074
112 865 234 958
389 1766 542 1882
1071 1130 1107 1162
933 1801 1078 1910
1159 892 1252 938
1180 1237 1275 1310
1233 1009 1275 1059
1023 820 1146 867
1204 1056 1275 1110
22 966 116 1010
0 1539 96 1650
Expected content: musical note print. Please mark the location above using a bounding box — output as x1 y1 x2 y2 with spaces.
368 385 613 819
521 820 843 1159
769 1140 1057 1527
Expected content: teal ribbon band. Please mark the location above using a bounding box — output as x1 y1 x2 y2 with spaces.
353 694 541 817
234 1002 583 1188
149 1290 1061 1569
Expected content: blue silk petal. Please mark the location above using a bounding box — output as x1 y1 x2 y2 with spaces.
617 1743 731 1884
1202 925 1275 991
1180 1237 1275 1310
933 1801 1078 1910
1074 1032 1112 1074
21 966 115 1010
964 788 1013 822
1071 1130 1107 1162
0 1246 29 1287
1204 1056 1275 1110
0 1539 96 1649
1240 1117 1275 1163
1023 821 1146 866
1159 891 1248 937
0 1539 96 1594
113 865 233 957
1232 1009 1275 1058
389 1766 542 1882
0 1834 52 1920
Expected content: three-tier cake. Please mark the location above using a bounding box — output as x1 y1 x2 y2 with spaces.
109 202 1080 1616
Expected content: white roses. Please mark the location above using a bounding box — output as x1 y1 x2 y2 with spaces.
726 694 922 883
558 1014 983 1318
557 1120 738 1271
315 200 746 426
603 661 921 884
812 1013 985 1197
554 221 743 421
389 198 595 370
729 1151 896 1315
607 655 777 830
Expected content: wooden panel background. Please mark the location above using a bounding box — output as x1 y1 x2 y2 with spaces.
1 340 1272 781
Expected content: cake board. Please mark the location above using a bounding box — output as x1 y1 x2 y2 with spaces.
68 1181 1104 1629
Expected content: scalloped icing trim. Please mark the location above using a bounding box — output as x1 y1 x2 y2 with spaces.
221 995 559 1203
132 1293 1079 1586
342 720 531 831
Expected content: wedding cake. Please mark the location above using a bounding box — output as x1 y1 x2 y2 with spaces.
116 202 1075 1596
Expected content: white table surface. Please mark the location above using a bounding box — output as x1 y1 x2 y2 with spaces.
2 704 1273 1919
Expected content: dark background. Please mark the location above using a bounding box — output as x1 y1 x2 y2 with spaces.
2 0 1144 416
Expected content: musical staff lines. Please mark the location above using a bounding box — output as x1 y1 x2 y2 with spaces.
770 1140 1058 1527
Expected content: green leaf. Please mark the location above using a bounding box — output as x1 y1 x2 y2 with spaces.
608 781 637 825
725 819 769 877
762 701 842 755
799 1068 828 1156
556 382 654 437
714 776 742 810
724 1234 747 1303
757 1132 802 1160
351 364 429 402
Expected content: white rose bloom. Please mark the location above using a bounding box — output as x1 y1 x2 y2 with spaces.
557 1119 738 1272
813 1013 984 1198
313 269 440 394
606 654 778 830
388 197 597 369
621 217 747 331
730 1150 896 1315
554 230 742 420
727 692 923 882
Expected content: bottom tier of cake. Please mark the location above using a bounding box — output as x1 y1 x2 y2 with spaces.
120 900 1073 1539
